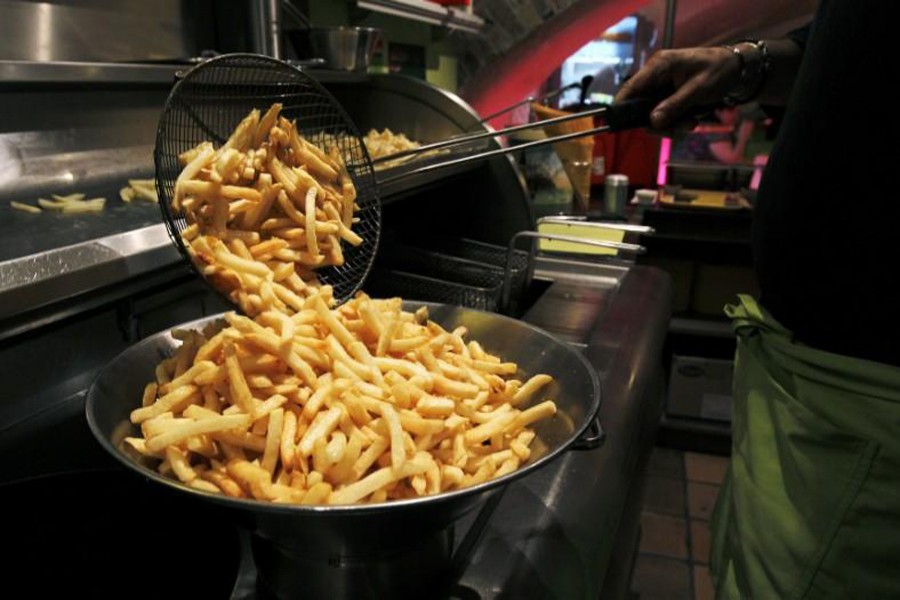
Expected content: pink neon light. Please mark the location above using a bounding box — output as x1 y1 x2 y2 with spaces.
657 137 671 186
750 154 768 190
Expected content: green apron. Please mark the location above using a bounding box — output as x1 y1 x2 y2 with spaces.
710 295 900 599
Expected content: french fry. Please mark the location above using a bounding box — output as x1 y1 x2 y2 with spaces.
53 193 85 202
262 408 285 475
145 413 251 453
130 385 199 424
200 469 247 498
165 446 199 483
224 343 255 415
382 404 406 472
298 407 342 457
10 201 41 213
511 374 553 406
141 383 159 408
330 464 405 505
227 458 276 500
301 481 333 505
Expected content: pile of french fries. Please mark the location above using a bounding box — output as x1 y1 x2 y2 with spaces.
126 291 557 505
174 103 361 316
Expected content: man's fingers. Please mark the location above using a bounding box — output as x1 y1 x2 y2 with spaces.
615 52 672 103
649 78 708 130
616 46 739 130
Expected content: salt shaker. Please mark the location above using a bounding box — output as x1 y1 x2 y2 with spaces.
604 174 629 215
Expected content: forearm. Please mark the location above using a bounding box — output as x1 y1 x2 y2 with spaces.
709 140 749 164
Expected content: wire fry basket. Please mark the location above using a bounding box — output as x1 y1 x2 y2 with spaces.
154 53 382 307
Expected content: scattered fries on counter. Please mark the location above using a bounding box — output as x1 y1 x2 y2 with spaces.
125 290 557 506
362 128 448 171
8 193 107 214
38 193 107 213
120 179 159 203
363 128 421 159
9 180 158 214
172 103 361 317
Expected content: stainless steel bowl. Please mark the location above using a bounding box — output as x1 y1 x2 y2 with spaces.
86 302 602 598
291 26 382 72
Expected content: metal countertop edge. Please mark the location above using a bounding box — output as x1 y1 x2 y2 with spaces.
0 224 179 321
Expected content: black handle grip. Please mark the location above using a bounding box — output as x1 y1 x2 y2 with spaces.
604 97 661 131
604 94 723 132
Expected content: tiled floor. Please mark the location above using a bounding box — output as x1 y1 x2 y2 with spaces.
629 448 729 600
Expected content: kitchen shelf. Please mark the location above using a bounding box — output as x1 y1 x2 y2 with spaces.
356 0 485 33
0 60 183 86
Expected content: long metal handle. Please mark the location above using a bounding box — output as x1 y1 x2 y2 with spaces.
475 82 581 125
501 230 645 313
375 96 670 185
377 123 610 186
372 104 609 165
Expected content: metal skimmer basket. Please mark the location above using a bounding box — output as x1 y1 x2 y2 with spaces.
387 235 532 311
367 268 504 312
154 53 382 306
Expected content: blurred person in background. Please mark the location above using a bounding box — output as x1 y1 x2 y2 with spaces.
617 1 900 598
671 106 755 164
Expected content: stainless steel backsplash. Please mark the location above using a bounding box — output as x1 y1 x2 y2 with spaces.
0 0 215 62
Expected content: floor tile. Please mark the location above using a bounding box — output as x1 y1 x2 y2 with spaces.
693 565 714 600
690 520 711 564
647 447 685 480
685 453 729 485
631 555 691 600
687 482 720 520
643 475 687 517
640 512 688 559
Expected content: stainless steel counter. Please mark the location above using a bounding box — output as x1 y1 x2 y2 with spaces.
0 222 179 323
454 264 671 598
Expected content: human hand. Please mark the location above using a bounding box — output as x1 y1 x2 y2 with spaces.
615 47 741 130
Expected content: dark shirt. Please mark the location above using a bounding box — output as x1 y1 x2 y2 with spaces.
753 0 900 365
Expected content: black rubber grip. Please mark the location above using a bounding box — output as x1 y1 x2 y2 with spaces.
604 94 722 132
604 97 661 131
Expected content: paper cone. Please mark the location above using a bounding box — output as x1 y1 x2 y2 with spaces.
531 103 595 211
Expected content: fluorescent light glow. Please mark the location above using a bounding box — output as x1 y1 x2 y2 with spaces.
657 137 671 185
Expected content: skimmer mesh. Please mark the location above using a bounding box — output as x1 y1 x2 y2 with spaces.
154 53 381 307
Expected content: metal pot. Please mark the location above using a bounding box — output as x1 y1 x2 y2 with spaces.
289 26 382 71
86 302 602 598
